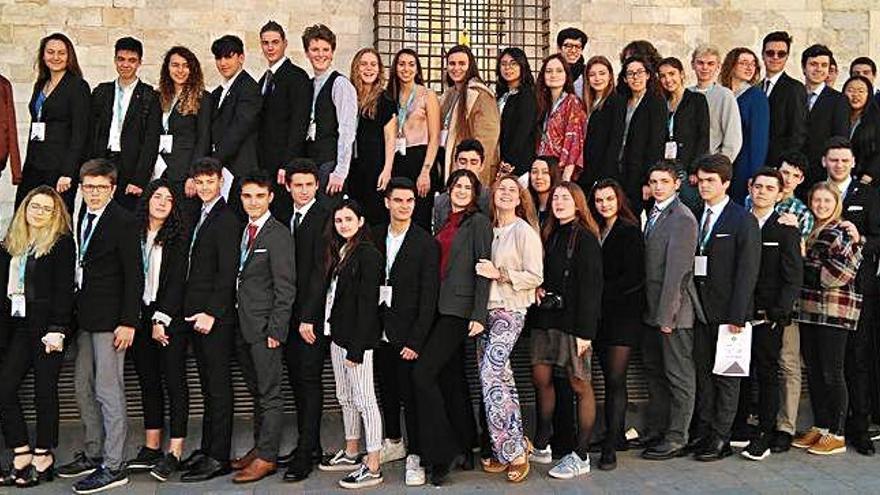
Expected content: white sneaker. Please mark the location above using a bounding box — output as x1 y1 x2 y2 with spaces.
549 452 590 480
404 454 425 486
379 439 407 464
529 445 552 464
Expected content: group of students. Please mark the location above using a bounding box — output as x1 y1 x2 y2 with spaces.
1 18 880 494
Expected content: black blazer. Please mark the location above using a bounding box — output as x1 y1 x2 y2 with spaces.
668 90 710 172
754 212 803 322
285 198 332 325
619 93 666 203
76 201 143 331
183 197 242 323
24 72 91 177
851 104 880 182
374 223 440 353
766 72 807 167
322 242 384 363
436 211 492 325
498 85 538 176
582 92 625 189
209 71 262 177
258 59 312 173
89 80 162 189
600 220 645 324
694 200 762 326
803 85 848 186
0 235 75 337
146 237 187 333
842 179 880 295
161 91 212 183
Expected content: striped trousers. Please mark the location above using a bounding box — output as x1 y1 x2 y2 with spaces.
330 342 383 453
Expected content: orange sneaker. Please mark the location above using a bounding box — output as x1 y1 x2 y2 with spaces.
807 434 846 455
791 427 822 449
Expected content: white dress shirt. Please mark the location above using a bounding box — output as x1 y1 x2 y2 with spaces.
108 78 138 152
699 195 731 246
217 70 242 108
291 198 317 232
76 204 108 289
763 71 784 97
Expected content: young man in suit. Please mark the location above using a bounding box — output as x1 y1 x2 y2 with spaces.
739 168 803 461
55 159 142 494
231 171 296 483
800 44 849 194
280 159 331 481
373 178 439 486
556 28 588 96
209 35 262 216
178 157 240 482
640 161 700 461
689 154 761 462
258 21 311 222
301 24 357 198
688 45 742 164
761 31 807 168
821 137 880 455
89 37 162 211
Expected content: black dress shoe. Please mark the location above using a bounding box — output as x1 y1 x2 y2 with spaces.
684 435 710 454
642 440 687 460
180 456 231 482
430 463 450 486
626 433 662 450
598 449 617 470
851 435 876 456
770 431 792 453
282 455 313 482
179 450 206 472
694 438 733 462
278 446 323 467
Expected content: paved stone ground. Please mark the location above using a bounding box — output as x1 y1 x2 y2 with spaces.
6 412 880 495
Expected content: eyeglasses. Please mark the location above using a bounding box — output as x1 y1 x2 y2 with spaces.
26 203 55 215
764 50 788 59
561 43 583 51
81 184 112 193
845 88 869 96
737 61 757 68
625 69 648 79
500 61 519 69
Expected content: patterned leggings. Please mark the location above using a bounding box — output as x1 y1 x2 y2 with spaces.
478 308 526 463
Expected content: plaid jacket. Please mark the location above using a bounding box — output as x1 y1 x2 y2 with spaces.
796 223 863 330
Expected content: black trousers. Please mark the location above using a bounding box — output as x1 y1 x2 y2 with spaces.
413 315 477 467
236 333 284 462
733 322 783 434
15 165 76 213
846 295 876 436
693 322 742 441
190 320 234 461
376 342 420 454
131 313 190 438
284 321 328 457
0 324 64 449
801 322 848 435
391 145 434 231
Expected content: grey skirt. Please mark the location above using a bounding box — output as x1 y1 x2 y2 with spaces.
530 328 591 382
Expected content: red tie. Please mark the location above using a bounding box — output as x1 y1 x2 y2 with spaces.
247 223 258 250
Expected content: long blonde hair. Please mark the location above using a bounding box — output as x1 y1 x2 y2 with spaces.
3 186 72 258
806 182 843 247
489 175 540 231
350 47 386 120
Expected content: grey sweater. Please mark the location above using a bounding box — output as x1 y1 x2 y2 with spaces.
688 83 743 163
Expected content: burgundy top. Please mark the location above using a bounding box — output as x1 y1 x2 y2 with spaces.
436 210 465 280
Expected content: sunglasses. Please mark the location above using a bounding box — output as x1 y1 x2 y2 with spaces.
764 50 788 59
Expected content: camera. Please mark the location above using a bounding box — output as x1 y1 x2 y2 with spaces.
538 291 564 310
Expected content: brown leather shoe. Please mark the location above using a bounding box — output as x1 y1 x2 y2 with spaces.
231 448 258 471
232 457 277 483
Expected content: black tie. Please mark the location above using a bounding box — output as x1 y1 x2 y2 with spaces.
262 69 274 96
81 212 96 246
292 212 302 234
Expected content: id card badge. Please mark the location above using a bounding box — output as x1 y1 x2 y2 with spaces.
664 141 678 160
10 294 25 318
158 134 173 154
694 255 708 277
307 121 317 141
379 285 393 306
439 129 449 147
30 122 46 142
395 137 407 156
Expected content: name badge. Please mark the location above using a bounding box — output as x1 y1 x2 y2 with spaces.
762 241 780 247
158 134 173 154
379 285 393 306
307 121 317 141
30 122 46 142
439 129 449 147
10 294 25 318
848 205 864 212
395 137 407 156
694 255 708 277
664 141 678 160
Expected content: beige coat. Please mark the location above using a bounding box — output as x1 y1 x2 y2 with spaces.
440 79 500 185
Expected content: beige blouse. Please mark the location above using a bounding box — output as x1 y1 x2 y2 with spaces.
487 217 544 311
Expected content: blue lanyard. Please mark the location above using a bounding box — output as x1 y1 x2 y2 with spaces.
443 94 460 129
79 218 97 265
34 91 47 122
397 88 417 135
238 230 252 272
16 252 28 293
114 82 126 130
141 238 154 279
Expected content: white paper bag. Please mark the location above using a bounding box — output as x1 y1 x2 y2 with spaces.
712 322 753 377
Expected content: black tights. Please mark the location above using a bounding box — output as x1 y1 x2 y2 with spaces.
532 364 596 457
598 346 631 449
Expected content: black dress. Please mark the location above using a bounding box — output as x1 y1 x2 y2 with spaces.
351 94 395 226
596 220 645 347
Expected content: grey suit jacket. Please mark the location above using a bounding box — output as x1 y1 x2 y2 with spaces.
432 189 491 234
643 197 703 329
237 216 296 344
